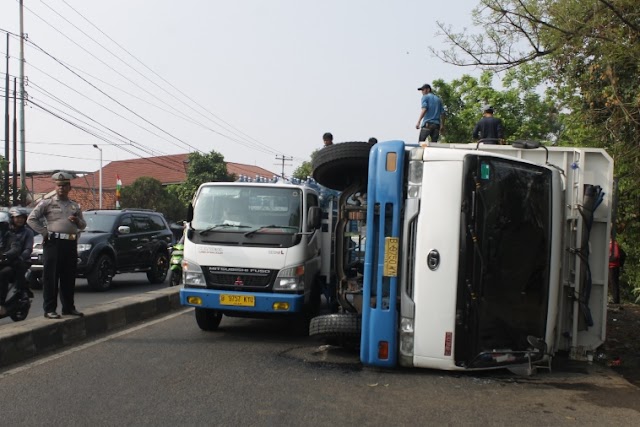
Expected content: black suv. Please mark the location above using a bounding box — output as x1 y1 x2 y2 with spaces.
30 209 174 291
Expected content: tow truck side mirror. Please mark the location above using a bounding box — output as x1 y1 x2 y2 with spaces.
307 206 322 230
187 203 194 222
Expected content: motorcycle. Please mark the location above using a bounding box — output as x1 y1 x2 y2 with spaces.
0 269 33 322
168 241 184 287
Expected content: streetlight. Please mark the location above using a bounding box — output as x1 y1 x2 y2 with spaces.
93 144 102 209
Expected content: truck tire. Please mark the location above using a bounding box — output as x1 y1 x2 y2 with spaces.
195 308 222 331
87 254 115 291
310 313 361 349
312 142 373 191
310 313 361 339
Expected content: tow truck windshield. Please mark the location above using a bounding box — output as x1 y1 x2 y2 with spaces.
191 185 303 234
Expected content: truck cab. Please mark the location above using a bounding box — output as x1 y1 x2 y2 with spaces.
312 140 612 372
180 181 323 331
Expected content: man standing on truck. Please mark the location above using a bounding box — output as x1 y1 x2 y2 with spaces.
416 83 445 144
323 132 333 146
472 105 504 144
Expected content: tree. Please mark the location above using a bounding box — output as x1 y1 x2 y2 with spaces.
120 176 184 221
292 149 319 180
433 71 560 143
176 150 234 206
434 0 640 299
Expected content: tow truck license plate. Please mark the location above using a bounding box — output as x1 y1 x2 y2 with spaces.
220 294 255 307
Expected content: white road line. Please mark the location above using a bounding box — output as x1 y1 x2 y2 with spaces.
0 308 191 379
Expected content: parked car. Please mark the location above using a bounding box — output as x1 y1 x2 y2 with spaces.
29 209 174 291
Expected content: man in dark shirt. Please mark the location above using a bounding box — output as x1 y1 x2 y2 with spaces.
0 208 34 316
472 105 504 144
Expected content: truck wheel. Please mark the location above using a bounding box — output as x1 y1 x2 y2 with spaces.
310 313 361 349
312 142 372 191
195 308 222 331
310 313 361 337
88 254 115 291
147 252 169 284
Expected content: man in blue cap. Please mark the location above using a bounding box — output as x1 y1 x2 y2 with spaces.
416 83 446 144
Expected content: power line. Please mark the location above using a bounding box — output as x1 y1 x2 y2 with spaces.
56 0 283 156
26 68 187 157
12 5 282 157
29 99 185 174
23 39 280 157
26 39 197 154
27 90 189 172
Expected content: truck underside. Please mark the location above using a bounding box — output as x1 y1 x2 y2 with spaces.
311 140 613 373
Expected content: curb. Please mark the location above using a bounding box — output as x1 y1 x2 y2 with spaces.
0 287 182 368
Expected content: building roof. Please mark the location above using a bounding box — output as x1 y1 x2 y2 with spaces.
23 153 278 193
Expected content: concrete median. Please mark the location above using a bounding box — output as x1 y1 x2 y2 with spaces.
0 287 182 368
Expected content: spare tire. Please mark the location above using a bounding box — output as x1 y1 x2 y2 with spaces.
312 141 372 191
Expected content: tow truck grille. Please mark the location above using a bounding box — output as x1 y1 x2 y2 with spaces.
202 267 277 290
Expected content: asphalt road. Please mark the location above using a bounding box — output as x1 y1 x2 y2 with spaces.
1 312 639 426
0 272 170 326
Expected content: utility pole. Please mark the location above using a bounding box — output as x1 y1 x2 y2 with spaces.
13 78 17 204
19 0 26 205
275 154 292 179
4 33 9 205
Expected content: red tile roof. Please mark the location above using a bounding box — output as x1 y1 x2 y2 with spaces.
22 154 278 194
72 154 278 189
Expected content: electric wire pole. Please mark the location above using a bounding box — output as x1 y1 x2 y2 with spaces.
19 0 26 205
275 154 292 179
4 33 9 205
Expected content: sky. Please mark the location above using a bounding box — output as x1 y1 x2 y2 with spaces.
0 0 481 181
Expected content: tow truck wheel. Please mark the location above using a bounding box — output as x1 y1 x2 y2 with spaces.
309 313 361 349
195 308 222 331
312 141 373 191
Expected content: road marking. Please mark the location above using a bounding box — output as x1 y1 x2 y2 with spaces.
0 308 191 379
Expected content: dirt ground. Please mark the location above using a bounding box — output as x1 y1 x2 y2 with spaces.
600 303 640 387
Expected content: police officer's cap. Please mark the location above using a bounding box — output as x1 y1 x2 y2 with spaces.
52 171 73 185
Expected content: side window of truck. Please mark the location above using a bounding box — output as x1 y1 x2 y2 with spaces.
307 193 318 209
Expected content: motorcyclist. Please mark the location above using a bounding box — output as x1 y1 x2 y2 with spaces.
0 208 34 316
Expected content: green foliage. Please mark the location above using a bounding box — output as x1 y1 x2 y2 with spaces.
176 150 234 206
433 71 561 143
436 0 640 299
292 149 319 180
120 176 184 221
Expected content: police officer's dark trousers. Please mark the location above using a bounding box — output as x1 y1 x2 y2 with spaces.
42 237 78 313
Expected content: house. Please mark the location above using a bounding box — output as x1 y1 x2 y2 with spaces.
24 153 277 209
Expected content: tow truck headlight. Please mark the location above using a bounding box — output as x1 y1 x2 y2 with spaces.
182 259 206 287
273 265 305 291
399 317 414 356
77 243 92 253
407 160 423 199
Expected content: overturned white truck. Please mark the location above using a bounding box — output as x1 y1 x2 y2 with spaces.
311 140 612 372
